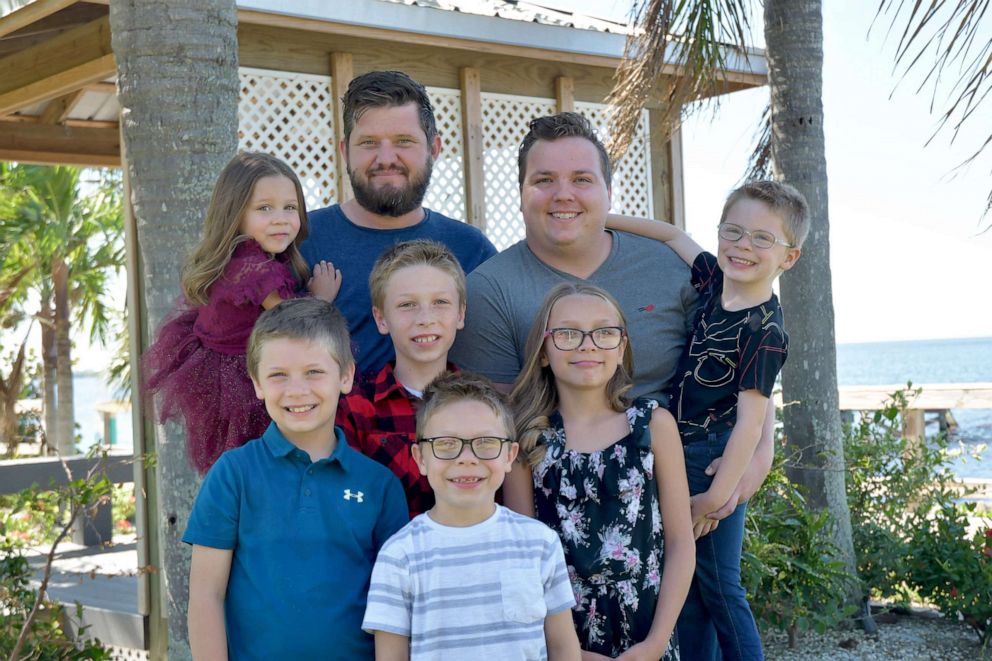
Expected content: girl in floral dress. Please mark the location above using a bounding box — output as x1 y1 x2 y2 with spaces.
506 283 695 660
143 152 340 474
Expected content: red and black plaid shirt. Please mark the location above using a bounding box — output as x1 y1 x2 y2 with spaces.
336 362 457 519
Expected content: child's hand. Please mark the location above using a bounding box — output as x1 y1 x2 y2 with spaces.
616 641 664 660
689 492 718 523
309 260 342 302
692 517 719 540
580 651 612 661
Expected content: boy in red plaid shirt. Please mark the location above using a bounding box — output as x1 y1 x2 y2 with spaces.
336 240 467 518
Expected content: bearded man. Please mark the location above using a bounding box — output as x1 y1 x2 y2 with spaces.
301 71 496 376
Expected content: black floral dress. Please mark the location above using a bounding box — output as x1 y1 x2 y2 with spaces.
533 398 679 660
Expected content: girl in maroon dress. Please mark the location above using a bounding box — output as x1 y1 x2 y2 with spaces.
143 152 340 473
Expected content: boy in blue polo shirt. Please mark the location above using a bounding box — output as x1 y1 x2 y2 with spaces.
184 298 407 660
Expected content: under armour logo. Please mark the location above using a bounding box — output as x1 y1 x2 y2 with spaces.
343 489 364 502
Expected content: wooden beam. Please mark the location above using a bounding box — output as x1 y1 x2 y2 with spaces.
0 16 115 116
0 120 120 166
668 123 685 230
0 0 78 39
40 88 87 124
459 66 484 231
330 51 353 203
648 108 673 223
0 113 117 129
237 9 767 92
85 81 116 94
555 76 574 113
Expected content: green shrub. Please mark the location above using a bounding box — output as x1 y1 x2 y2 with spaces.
844 385 991 646
907 504 992 648
0 538 112 660
743 459 856 647
0 454 116 659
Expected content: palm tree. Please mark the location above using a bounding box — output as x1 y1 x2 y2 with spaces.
610 0 992 620
110 1 240 656
0 165 124 456
607 0 865 615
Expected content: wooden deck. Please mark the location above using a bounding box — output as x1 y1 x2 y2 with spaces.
26 538 146 654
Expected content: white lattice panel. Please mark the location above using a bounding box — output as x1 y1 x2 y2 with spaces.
238 67 337 211
481 93 557 250
575 102 653 219
422 87 465 221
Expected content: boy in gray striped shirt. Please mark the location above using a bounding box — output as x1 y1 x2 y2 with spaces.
363 372 580 660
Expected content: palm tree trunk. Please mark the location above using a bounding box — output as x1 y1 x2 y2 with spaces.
764 0 867 620
53 258 75 455
111 1 239 656
0 331 30 458
39 299 58 454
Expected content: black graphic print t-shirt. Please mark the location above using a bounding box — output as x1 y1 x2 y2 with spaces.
668 251 788 442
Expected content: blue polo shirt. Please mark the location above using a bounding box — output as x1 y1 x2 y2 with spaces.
300 204 497 378
183 423 407 660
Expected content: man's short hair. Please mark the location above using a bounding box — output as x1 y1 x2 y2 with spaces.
721 180 811 249
416 371 515 441
369 240 467 311
342 70 438 145
247 298 353 378
517 112 612 189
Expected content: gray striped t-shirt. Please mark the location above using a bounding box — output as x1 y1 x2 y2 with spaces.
363 505 575 660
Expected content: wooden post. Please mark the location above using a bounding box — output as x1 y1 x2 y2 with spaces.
555 76 574 113
330 52 353 203
459 67 485 232
120 122 167 657
668 123 685 230
903 409 926 442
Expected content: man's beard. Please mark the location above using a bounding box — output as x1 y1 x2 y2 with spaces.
349 157 434 217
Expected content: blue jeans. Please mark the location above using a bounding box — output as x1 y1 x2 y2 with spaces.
676 432 764 661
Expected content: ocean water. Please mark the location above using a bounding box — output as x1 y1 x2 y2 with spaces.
68 336 991 476
836 336 991 480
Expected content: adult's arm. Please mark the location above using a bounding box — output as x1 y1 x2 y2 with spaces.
606 213 703 266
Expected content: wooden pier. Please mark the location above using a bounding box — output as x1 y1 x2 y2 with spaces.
836 382 992 439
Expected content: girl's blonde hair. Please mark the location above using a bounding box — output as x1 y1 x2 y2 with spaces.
509 283 634 466
181 152 311 305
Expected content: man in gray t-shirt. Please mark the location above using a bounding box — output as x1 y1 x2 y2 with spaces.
450 111 773 518
450 112 695 403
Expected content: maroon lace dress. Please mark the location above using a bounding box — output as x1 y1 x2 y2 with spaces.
142 240 297 473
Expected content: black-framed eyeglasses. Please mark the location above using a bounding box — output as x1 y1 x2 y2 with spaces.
544 326 625 351
417 436 514 460
718 222 794 249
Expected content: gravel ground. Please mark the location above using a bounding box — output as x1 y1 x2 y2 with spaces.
761 609 986 660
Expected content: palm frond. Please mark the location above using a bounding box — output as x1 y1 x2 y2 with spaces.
874 1 992 170
606 0 755 161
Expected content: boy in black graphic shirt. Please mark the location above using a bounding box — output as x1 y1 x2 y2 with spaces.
609 180 808 661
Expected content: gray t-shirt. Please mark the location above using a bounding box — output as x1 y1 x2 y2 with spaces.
450 230 697 403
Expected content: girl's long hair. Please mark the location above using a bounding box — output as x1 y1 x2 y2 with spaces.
181 152 311 305
509 283 634 466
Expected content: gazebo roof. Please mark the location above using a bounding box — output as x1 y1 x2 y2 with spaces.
0 0 767 167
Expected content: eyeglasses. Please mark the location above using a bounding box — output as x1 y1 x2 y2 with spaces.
417 436 514 460
544 327 625 351
718 222 794 249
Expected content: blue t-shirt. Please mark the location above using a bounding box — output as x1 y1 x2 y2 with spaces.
183 423 407 660
300 204 497 378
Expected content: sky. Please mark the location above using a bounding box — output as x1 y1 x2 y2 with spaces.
539 0 992 344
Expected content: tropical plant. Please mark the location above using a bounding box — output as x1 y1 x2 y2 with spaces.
0 166 124 455
743 458 856 648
